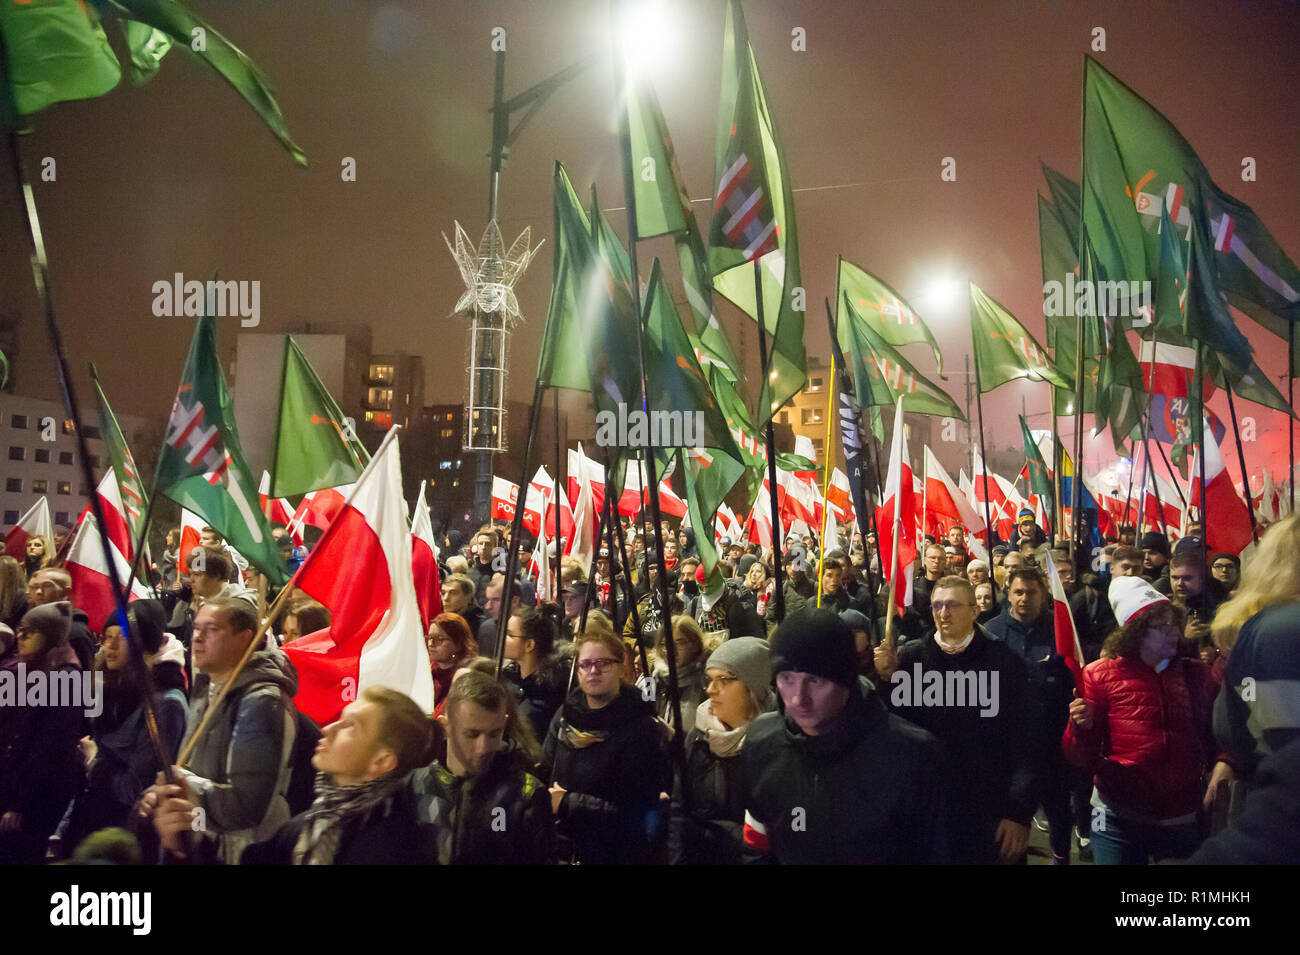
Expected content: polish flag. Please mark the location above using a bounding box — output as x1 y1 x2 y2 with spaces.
522 467 575 544
924 448 988 558
1138 340 1214 400
653 478 688 519
283 431 435 725
1190 417 1253 555
96 471 135 562
874 399 916 618
567 446 607 518
826 468 854 524
65 512 151 629
4 496 52 560
747 481 774 548
410 482 443 631
491 476 519 523
1044 551 1085 692
612 462 648 518
177 508 204 574
567 443 599 573
290 485 353 537
258 472 301 546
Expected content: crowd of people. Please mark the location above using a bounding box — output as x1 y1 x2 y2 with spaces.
1 503 1297 866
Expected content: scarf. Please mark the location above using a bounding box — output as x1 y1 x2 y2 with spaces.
694 699 749 758
557 720 610 750
292 771 407 865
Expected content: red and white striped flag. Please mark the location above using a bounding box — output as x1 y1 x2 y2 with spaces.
96 470 135 562
1190 416 1253 555
65 512 151 629
177 508 204 574
875 399 916 618
283 431 434 725
1043 551 1085 692
4 496 52 560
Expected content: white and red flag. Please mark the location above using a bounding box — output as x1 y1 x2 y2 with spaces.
747 481 775 548
96 470 136 561
522 467 575 544
1137 340 1212 399
258 470 297 526
290 484 354 537
826 467 854 526
1043 550 1085 692
567 444 599 573
491 475 519 523
924 448 988 559
567 446 607 518
65 512 151 629
874 399 917 618
177 508 205 574
1190 416 1253 555
410 482 443 631
4 496 52 560
283 430 434 725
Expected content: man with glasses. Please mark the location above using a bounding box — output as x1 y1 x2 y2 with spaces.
1209 552 1240 596
541 628 670 864
876 577 1036 863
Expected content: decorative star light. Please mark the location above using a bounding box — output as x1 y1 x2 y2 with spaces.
443 220 543 327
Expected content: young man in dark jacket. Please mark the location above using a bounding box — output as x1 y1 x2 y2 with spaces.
876 577 1036 863
984 567 1076 862
542 628 671 865
741 608 951 864
154 686 430 864
413 671 554 864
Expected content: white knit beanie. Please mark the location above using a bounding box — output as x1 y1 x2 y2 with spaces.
1108 576 1169 627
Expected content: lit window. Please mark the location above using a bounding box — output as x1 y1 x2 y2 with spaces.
62 420 76 434
57 481 71 495
452 480 459 488
809 377 823 392
800 408 824 426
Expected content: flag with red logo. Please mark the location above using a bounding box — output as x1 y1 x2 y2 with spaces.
491 475 519 523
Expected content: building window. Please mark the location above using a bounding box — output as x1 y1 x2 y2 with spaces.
452 479 459 488
55 511 69 525
5 478 20 493
363 410 392 429
800 408 824 426
87 454 100 469
367 387 393 410
812 438 824 452
10 414 27 429
34 448 49 463
63 419 76 434
8 446 23 461
809 377 823 392
59 451 74 466
32 479 47 493
57 481 71 495
369 363 395 384
3 510 17 526
82 425 101 440
440 428 454 439
445 412 453 422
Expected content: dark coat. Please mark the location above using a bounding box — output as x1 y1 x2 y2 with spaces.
410 745 554 865
740 678 951 864
1190 736 1300 864
888 627 1038 862
1213 601 1300 779
240 784 426 865
984 605 1074 757
668 719 749 865
542 684 671 865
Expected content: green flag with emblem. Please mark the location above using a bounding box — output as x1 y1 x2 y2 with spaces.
970 282 1072 393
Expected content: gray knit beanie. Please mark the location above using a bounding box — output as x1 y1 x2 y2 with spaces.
705 636 772 706
20 600 72 647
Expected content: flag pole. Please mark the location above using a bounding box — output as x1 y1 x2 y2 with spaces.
969 283 997 557
1290 320 1296 512
1224 385 1259 542
1 79 177 781
493 379 546 677
754 264 787 622
816 355 835 606
552 389 562 600
610 6 686 766
882 398 904 651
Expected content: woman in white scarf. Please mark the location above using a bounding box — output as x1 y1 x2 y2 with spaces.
668 637 774 864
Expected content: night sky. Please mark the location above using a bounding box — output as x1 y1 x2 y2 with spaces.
3 0 1297 485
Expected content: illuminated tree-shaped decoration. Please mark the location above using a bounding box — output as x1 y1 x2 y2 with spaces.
443 220 542 452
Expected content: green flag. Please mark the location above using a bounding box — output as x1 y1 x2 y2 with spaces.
640 261 745 596
707 0 806 425
628 78 692 240
1041 162 1082 242
121 19 172 84
842 294 965 420
1039 194 1095 416
1098 324 1146 455
1 0 120 116
837 256 945 376
271 337 370 498
969 282 1072 393
1081 56 1298 376
92 365 149 545
156 314 287 583
1019 415 1055 527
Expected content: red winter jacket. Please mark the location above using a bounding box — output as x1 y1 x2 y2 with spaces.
1062 655 1223 821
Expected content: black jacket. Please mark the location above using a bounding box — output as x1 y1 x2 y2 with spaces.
411 745 554 865
983 605 1073 763
740 677 951 864
542 684 671 865
668 718 749 865
240 784 426 865
506 646 573 744
888 627 1038 862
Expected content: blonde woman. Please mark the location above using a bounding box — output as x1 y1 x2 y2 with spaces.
1210 515 1300 787
654 616 709 739
23 534 54 577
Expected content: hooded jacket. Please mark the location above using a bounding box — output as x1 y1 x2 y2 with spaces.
411 742 554 865
542 683 671 865
179 648 299 864
740 677 951 864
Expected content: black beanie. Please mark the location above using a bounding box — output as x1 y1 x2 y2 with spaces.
1140 531 1170 558
770 608 859 687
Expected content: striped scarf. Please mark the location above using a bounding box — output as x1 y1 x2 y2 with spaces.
292 771 406 865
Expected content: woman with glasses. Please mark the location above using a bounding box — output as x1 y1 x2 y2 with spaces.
654 616 710 739
668 637 773 864
541 628 671 864
427 613 478 715
1063 577 1232 864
